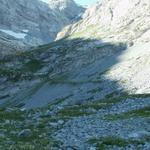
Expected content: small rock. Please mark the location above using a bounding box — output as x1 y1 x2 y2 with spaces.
45 110 52 116
20 108 26 112
90 147 96 150
128 41 134 47
86 108 97 113
49 122 58 127
58 120 64 125
5 120 10 124
57 106 64 110
0 133 5 138
18 129 32 138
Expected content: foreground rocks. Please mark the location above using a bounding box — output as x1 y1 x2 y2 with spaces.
0 92 149 149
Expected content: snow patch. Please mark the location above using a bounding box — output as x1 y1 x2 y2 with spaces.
0 29 27 39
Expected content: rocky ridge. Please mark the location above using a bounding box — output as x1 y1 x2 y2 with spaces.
0 0 84 57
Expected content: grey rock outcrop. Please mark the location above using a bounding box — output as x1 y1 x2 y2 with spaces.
0 0 84 56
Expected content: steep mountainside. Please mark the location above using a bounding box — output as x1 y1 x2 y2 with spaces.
48 0 84 20
57 0 150 42
0 0 84 56
56 0 150 93
0 0 150 149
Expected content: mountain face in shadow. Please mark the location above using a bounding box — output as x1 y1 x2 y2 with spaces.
0 0 84 57
0 37 127 107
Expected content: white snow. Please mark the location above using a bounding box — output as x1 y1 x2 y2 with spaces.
0 29 27 39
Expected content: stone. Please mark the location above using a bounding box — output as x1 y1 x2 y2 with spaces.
90 147 96 150
86 108 97 113
58 120 65 125
5 120 10 124
45 110 52 116
0 133 5 138
49 122 58 127
20 108 26 112
18 129 32 138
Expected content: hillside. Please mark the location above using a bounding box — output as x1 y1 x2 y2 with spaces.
0 0 150 149
0 0 84 56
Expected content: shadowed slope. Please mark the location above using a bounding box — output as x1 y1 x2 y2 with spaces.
0 37 127 108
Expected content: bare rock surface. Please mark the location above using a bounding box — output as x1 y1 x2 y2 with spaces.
0 0 84 56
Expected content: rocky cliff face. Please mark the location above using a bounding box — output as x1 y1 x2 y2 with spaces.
57 0 150 43
48 0 84 20
0 0 84 56
0 0 150 149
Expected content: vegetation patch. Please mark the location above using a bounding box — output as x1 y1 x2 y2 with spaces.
57 105 91 118
104 92 150 104
69 25 100 39
87 87 103 94
56 98 114 118
0 68 22 81
49 73 102 85
0 108 24 120
56 92 132 118
24 59 43 72
51 95 73 106
88 136 145 150
0 108 63 150
128 93 150 99
105 106 150 121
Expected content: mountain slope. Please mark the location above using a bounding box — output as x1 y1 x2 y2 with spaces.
0 0 150 149
0 0 84 56
57 0 150 42
56 0 150 93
